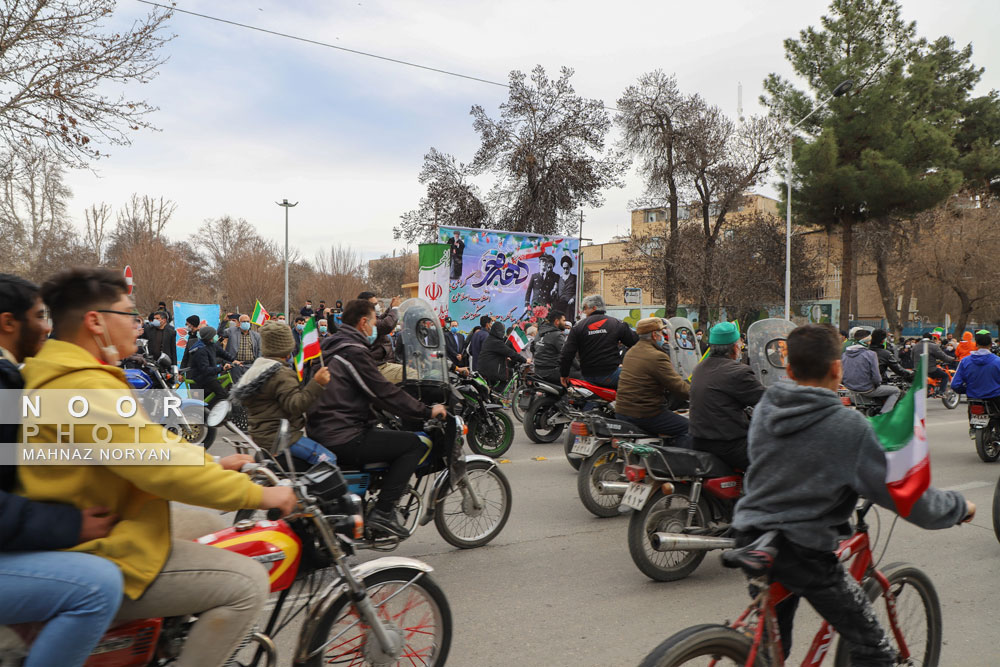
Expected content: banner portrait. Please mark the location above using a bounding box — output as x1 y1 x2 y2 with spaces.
418 243 450 323
439 226 580 334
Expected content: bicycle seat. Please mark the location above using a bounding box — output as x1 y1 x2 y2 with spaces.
721 530 780 576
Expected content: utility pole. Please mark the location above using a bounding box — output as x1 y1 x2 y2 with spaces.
276 199 298 321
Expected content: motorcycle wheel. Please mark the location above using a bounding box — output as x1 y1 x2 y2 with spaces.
974 427 1000 462
302 566 452 667
510 386 530 423
993 476 1000 543
166 406 216 450
942 389 960 410
466 411 514 458
628 488 709 582
564 430 582 470
523 396 565 443
434 459 512 549
576 444 625 518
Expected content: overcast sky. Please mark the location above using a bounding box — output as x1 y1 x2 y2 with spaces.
63 0 1000 262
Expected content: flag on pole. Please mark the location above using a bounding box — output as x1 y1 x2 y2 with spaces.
251 300 270 326
293 318 321 380
508 327 529 353
868 353 929 517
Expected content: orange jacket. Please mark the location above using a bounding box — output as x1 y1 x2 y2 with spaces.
956 331 976 361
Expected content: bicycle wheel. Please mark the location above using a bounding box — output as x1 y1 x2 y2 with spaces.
833 562 942 667
639 624 763 666
302 567 452 666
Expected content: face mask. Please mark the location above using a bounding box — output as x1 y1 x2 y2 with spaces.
212 335 219 343
374 303 384 316
696 334 702 340
320 325 328 334
654 338 665 349
367 331 378 345
240 321 250 331
277 318 286 324
296 324 304 332
93 314 120 366
450 326 458 334
157 319 166 329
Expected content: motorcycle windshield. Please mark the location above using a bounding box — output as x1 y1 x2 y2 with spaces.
397 298 449 384
667 317 702 380
747 318 796 387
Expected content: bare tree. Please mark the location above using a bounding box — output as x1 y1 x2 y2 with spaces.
191 215 260 276
0 0 173 166
471 65 627 236
0 144 77 274
313 243 368 303
616 71 694 316
367 253 416 298
83 201 111 263
395 148 488 245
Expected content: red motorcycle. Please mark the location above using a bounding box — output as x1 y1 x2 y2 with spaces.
0 423 452 667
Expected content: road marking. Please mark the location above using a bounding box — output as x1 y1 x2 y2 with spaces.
941 481 993 492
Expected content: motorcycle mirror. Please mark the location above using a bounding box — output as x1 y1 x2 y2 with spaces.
157 352 171 368
206 400 231 428
136 339 149 353
275 419 292 455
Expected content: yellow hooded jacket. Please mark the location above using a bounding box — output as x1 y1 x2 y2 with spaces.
18 339 263 599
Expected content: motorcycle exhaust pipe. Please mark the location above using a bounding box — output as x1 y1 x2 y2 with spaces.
650 533 737 552
595 481 628 496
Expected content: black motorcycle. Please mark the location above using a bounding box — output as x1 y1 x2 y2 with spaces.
969 398 1000 462
451 371 514 458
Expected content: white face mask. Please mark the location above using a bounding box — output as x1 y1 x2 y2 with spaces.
93 313 120 366
374 303 384 316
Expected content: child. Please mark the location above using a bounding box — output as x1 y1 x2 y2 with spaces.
732 323 974 666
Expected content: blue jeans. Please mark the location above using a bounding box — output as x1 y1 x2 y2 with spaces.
290 435 337 466
616 407 690 439
584 367 621 389
0 551 123 667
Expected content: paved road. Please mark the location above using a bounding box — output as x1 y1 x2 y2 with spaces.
228 400 1000 666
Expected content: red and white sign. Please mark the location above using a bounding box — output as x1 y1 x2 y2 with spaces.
123 265 134 295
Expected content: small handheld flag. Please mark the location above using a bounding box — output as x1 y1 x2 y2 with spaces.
251 300 270 326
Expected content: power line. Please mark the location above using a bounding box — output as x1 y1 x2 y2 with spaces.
135 0 509 88
134 0 620 112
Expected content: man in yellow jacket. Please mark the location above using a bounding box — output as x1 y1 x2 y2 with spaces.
18 267 295 667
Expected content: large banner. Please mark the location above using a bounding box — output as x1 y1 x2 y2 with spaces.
439 226 580 333
174 301 221 367
418 243 450 323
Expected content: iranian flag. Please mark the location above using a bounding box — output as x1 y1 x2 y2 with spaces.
508 327 529 353
868 353 930 517
293 318 322 380
251 300 270 326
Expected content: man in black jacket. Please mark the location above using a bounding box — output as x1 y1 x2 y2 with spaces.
307 300 447 537
532 310 577 383
0 273 123 666
476 322 526 389
688 322 764 470
559 294 638 388
139 310 176 365
870 329 912 382
444 319 466 366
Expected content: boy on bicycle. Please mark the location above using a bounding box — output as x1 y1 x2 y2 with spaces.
732 324 974 666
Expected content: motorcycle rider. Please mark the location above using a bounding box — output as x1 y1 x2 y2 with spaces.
307 299 447 538
559 294 638 389
614 317 690 438
186 325 233 405
139 310 176 365
842 330 900 414
950 331 1000 405
921 330 955 390
733 323 973 666
868 329 912 383
18 267 296 667
467 315 493 370
476 321 526 390
688 322 764 470
0 273 126 667
955 330 976 362
531 310 579 383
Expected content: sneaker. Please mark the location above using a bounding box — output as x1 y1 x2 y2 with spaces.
367 509 408 538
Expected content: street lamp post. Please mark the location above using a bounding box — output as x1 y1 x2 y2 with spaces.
784 79 853 321
276 199 298 321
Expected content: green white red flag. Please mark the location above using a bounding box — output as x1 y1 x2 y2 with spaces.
508 327 529 353
293 317 321 380
251 300 270 326
868 352 929 517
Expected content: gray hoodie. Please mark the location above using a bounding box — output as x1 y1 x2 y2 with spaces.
733 381 965 551
841 344 881 392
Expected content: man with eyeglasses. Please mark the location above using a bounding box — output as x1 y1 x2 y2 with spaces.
18 267 295 667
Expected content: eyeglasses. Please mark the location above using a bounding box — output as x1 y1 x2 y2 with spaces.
96 309 144 329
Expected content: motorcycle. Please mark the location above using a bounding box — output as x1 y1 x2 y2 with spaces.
746 318 796 388
969 398 1000 462
522 376 616 447
570 414 654 518
231 298 513 551
0 420 453 667
927 362 960 409
452 370 515 458
123 341 215 449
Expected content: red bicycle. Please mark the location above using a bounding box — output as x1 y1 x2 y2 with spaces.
638 501 942 666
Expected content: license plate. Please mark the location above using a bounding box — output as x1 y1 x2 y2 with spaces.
571 436 599 457
971 414 990 427
621 481 653 510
